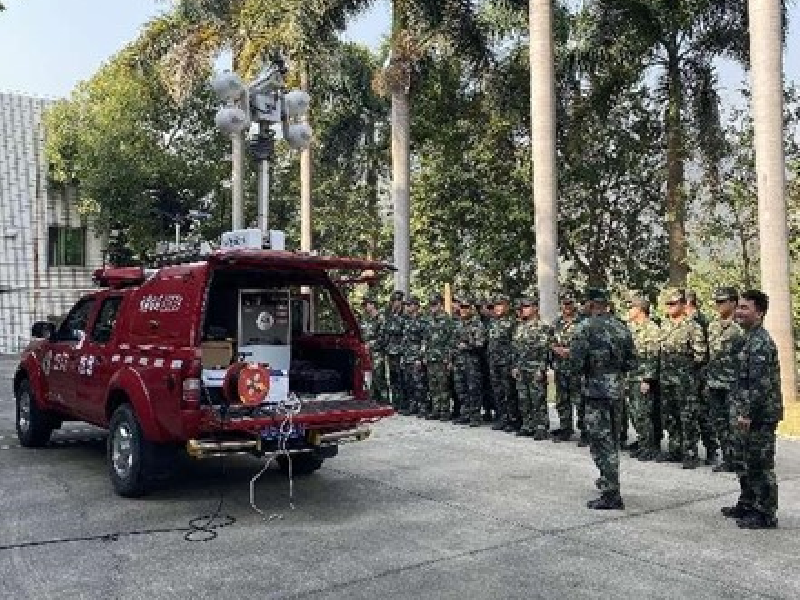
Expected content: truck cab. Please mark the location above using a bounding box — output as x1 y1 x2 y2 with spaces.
14 246 394 497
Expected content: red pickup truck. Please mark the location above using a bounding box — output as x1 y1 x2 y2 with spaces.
13 248 394 497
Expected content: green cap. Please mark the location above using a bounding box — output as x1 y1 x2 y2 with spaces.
585 287 610 303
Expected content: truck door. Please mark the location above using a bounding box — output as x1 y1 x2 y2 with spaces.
75 293 125 424
47 296 97 411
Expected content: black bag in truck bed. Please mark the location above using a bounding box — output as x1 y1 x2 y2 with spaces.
290 368 343 394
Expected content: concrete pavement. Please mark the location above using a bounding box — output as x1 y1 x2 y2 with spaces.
1 354 799 599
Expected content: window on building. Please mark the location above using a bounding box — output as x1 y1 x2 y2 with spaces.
48 226 86 267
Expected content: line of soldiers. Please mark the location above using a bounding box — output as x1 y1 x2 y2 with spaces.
359 285 783 527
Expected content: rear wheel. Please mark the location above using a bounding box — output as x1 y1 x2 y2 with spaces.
278 451 324 476
16 379 55 447
108 404 154 497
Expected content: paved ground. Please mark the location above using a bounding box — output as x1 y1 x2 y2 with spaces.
1 354 799 600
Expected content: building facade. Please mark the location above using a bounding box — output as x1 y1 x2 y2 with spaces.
0 92 104 353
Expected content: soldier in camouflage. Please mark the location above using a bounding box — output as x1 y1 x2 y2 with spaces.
381 291 407 411
478 299 499 422
452 298 486 426
423 293 454 421
551 291 584 443
360 297 387 403
401 297 429 417
486 294 517 431
656 288 707 469
626 295 661 461
511 295 553 440
686 290 717 464
706 287 744 473
569 287 635 510
721 290 783 529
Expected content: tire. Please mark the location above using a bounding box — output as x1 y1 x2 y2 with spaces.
278 451 324 476
16 379 55 448
108 404 154 498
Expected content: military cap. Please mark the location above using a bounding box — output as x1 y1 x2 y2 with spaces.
629 294 650 312
407 295 420 306
481 297 495 307
458 297 474 308
517 294 540 307
429 293 444 305
712 286 739 302
390 290 405 302
585 287 610 303
560 290 577 303
493 293 510 304
662 287 686 304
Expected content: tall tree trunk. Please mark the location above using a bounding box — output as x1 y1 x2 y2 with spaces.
665 45 688 286
749 0 797 408
300 66 312 252
391 87 411 294
530 0 559 321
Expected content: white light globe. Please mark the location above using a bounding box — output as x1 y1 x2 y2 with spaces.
214 106 249 136
211 71 245 102
283 89 311 118
284 121 313 150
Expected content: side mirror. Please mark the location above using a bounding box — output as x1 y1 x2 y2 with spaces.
31 321 55 339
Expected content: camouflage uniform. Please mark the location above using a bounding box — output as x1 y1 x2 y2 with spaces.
552 312 584 438
570 292 635 506
401 305 429 416
729 321 783 524
511 304 553 438
486 302 516 429
706 314 743 468
627 317 660 457
423 306 454 420
382 306 407 410
452 307 486 425
658 294 707 465
689 306 717 460
360 307 387 402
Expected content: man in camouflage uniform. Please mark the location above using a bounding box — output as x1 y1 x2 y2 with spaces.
569 287 635 510
452 298 486 426
721 290 782 529
551 291 584 443
686 290 717 464
478 299 498 422
381 291 407 411
423 293 454 421
706 287 744 473
401 297 429 417
360 297 387 403
486 295 517 431
511 295 553 440
626 295 661 461
656 288 707 469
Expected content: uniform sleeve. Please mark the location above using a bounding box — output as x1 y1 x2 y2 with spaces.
740 333 783 423
691 321 707 367
569 326 589 377
472 320 486 349
641 323 660 381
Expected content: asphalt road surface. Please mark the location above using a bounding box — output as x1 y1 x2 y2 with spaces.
1 355 799 600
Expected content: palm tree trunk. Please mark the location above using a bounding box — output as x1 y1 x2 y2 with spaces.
530 0 559 321
665 45 688 286
749 0 797 410
391 86 411 294
300 66 312 252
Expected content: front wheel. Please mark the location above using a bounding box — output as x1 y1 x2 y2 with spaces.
16 379 55 447
108 404 153 497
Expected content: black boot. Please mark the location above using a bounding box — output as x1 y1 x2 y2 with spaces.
737 512 778 529
587 494 625 510
721 503 751 519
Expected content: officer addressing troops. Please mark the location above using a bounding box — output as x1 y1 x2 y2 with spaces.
511 294 553 440
569 287 635 510
382 291 407 411
401 296 429 417
721 290 783 529
626 294 661 461
551 290 584 443
486 294 517 431
452 297 486 426
360 296 387 403
706 287 744 472
423 293 455 421
656 288 707 469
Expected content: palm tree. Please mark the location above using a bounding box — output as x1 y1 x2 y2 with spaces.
748 0 797 407
582 0 749 286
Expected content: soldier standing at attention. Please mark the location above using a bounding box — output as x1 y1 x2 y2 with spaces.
569 288 635 510
478 299 498 422
360 297 387 403
486 294 516 431
706 287 744 472
551 291 584 443
423 294 454 421
401 297 429 417
452 298 486 426
656 288 707 469
626 295 661 462
449 298 463 421
686 290 717 464
511 295 553 440
381 291 407 412
721 290 782 529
